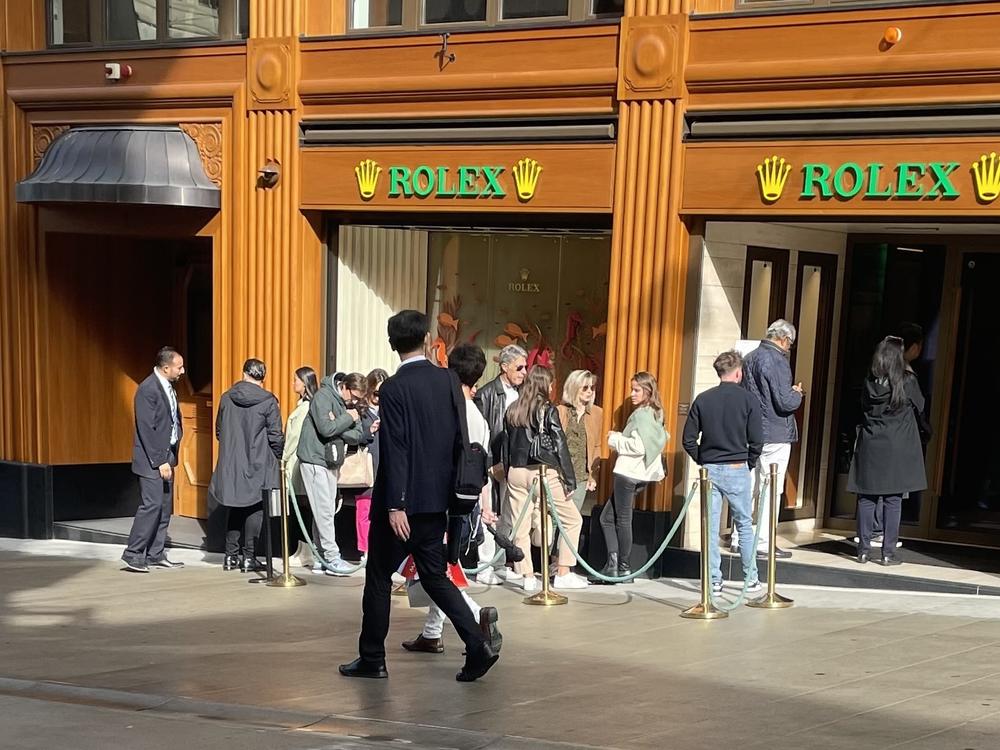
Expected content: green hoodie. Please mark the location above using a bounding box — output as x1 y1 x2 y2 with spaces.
296 375 364 468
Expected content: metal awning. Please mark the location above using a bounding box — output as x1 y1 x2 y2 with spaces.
15 126 220 209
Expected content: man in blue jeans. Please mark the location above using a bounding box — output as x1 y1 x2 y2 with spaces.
683 351 764 595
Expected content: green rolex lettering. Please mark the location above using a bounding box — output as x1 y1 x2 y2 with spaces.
927 162 960 198
864 163 894 198
458 167 480 197
894 162 926 199
411 166 435 198
436 166 457 197
481 166 506 198
388 166 413 197
833 162 864 199
800 163 833 199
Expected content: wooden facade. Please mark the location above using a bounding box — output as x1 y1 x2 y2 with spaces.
6 0 1000 531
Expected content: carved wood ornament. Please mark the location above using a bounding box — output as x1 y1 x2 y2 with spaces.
179 123 223 187
32 125 71 167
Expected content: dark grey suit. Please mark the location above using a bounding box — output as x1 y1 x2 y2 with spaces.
123 373 183 565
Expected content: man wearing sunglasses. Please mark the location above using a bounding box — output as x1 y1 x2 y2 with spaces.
472 344 528 584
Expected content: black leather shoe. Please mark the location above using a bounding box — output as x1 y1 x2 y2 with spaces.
241 557 266 573
591 553 619 585
150 558 185 569
402 634 444 653
881 554 902 567
478 606 503 653
617 562 634 583
339 657 388 679
223 555 240 571
456 642 499 683
856 551 870 564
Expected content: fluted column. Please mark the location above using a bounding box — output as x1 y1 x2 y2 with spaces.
229 0 321 416
602 1 690 512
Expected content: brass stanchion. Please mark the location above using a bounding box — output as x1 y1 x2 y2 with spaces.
747 462 792 609
524 465 567 606
268 463 306 588
681 468 727 620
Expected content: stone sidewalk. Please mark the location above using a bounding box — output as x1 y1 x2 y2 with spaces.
1 539 999 749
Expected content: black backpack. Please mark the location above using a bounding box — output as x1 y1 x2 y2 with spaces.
449 371 489 517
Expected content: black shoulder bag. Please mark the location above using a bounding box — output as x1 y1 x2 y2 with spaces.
528 407 558 467
450 372 489 516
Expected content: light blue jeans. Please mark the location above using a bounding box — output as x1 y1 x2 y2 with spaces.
706 463 758 585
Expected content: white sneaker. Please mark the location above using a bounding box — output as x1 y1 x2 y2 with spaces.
746 579 762 594
504 569 524 584
476 569 504 585
324 559 355 577
522 576 540 593
553 572 588 590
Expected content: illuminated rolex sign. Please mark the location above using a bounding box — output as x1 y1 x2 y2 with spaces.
355 157 542 202
755 153 1000 205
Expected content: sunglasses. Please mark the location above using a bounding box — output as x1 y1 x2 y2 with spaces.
581 385 595 392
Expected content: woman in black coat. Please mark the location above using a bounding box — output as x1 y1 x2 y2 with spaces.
847 336 926 566
208 359 285 572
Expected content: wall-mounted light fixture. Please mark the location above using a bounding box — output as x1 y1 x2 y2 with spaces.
258 160 281 188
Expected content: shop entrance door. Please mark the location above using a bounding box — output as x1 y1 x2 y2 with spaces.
937 253 1000 540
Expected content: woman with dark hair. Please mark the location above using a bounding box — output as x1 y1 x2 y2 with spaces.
502 366 588 591
598 372 668 583
353 368 389 556
283 366 318 567
848 336 926 566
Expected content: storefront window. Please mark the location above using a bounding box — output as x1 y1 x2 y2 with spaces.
592 0 624 13
424 0 489 24
350 0 404 29
50 0 91 44
502 0 570 19
107 0 158 41
168 0 220 38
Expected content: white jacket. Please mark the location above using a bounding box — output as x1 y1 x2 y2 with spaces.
609 429 667 483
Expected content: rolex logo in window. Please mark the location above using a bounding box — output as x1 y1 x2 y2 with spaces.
355 158 382 200
512 158 543 201
508 267 541 294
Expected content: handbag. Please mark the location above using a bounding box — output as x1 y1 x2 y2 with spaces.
338 446 374 488
528 409 558 467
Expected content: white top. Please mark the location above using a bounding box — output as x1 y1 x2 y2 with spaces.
283 398 310 493
608 429 666 483
502 379 519 409
153 368 179 446
464 399 493 510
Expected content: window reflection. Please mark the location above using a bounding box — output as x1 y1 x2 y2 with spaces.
502 0 569 18
107 0 158 41
424 0 489 24
169 0 220 38
351 0 404 28
51 0 91 44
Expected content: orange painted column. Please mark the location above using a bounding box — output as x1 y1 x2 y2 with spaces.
602 2 691 513
229 0 323 417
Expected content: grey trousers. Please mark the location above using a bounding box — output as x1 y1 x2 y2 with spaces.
123 474 174 564
300 462 342 563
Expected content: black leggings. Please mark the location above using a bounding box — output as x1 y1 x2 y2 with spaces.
225 503 263 558
600 475 648 563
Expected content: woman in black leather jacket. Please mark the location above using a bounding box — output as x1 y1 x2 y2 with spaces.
502 366 588 591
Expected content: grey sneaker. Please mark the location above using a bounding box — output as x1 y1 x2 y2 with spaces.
746 579 762 593
324 559 356 577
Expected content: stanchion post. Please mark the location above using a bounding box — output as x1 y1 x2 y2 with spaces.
681 467 727 620
747 462 792 609
268 463 306 588
525 465 567 606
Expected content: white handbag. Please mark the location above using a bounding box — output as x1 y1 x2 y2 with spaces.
338 447 374 489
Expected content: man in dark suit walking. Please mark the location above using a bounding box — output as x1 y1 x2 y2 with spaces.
340 310 500 683
122 347 186 573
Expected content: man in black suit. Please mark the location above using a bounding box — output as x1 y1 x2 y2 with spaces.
122 347 186 573
340 310 500 683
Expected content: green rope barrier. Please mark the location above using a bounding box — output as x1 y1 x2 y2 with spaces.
709 477 768 612
543 478 699 583
460 479 537 576
287 474 367 575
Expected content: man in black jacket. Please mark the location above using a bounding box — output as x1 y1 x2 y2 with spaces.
122 347 186 573
472 343 526 584
340 310 500 683
683 351 763 595
208 358 285 573
739 319 803 560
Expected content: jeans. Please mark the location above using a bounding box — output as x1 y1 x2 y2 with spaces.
857 494 902 555
706 463 758 585
600 475 647 564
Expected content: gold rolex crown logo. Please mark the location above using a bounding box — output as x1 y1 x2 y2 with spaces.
972 152 1000 203
520 267 530 281
756 155 792 203
512 158 543 201
355 158 382 200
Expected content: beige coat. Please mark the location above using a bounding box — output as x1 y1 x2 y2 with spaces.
282 398 310 494
557 403 604 484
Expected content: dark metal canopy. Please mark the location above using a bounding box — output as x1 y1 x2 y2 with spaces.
16 126 220 209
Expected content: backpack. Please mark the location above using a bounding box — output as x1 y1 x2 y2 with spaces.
449 371 489 517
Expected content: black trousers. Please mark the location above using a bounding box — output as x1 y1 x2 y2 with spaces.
858 494 902 555
225 503 264 558
359 510 485 664
123 474 174 564
600 475 648 563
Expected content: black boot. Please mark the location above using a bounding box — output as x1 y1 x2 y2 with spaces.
223 554 240 571
618 558 634 584
241 556 266 573
591 552 619 584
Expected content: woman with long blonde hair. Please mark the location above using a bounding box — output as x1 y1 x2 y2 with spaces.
598 372 668 583
557 370 604 512
501 366 588 591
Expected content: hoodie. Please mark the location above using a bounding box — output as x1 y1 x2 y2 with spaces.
208 380 285 508
296 374 364 468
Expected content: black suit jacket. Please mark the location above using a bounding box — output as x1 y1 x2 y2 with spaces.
131 373 183 478
372 360 460 515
